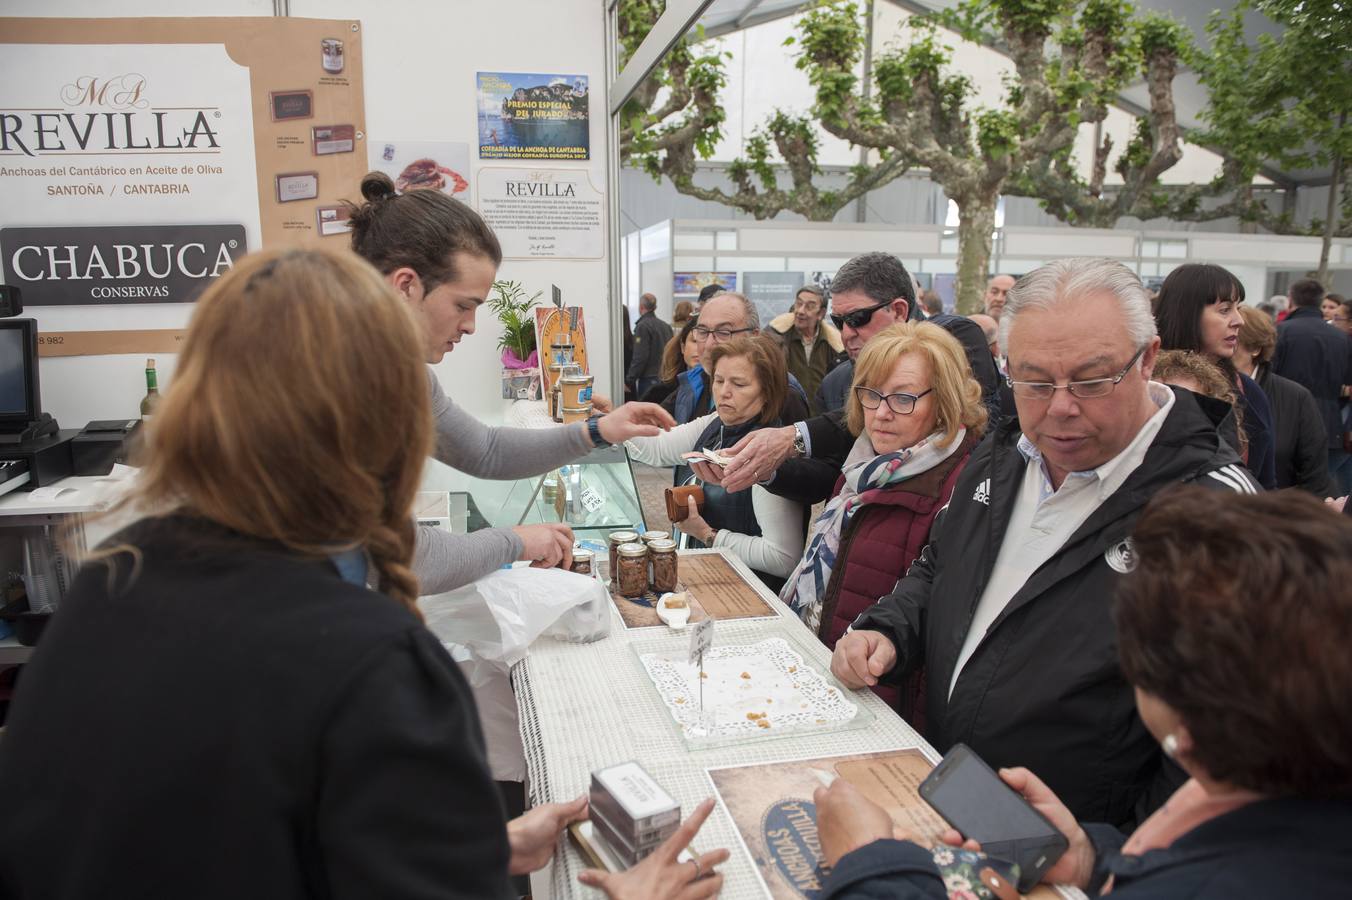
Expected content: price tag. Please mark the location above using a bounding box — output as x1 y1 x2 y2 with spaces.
580 486 605 513
688 617 714 666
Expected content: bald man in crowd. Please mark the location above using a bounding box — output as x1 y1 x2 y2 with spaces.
984 274 1016 320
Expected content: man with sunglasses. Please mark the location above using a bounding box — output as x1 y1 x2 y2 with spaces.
831 257 1259 830
692 253 1000 499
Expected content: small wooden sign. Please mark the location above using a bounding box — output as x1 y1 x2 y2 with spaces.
35 329 188 358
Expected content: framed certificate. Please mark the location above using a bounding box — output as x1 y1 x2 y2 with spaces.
276 171 319 203
269 89 314 121
315 204 352 235
312 124 355 155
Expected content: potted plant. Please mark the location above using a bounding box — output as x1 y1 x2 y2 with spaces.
489 280 543 400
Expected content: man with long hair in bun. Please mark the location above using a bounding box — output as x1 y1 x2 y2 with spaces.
347 171 676 591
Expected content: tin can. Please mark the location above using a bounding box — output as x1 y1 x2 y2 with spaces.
561 372 594 408
562 404 592 425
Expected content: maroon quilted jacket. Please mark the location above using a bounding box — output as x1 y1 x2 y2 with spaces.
816 432 978 722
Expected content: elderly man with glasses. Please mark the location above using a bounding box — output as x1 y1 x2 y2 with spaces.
829 258 1259 830
663 291 811 427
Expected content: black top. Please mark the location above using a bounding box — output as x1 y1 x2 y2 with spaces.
1273 306 1352 447
627 310 675 383
0 516 512 900
1255 364 1335 495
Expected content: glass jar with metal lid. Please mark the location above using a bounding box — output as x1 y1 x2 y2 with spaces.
607 530 640 584
640 530 670 546
647 538 678 593
615 542 650 598
569 548 594 577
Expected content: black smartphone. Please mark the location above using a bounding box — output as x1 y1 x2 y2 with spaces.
918 744 1069 893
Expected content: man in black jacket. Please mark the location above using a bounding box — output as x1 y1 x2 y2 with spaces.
626 292 674 398
830 258 1259 829
1273 278 1352 494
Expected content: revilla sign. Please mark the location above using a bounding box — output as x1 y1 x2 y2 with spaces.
0 74 222 158
0 224 246 304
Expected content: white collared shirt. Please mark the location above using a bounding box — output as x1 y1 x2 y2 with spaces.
947 382 1176 698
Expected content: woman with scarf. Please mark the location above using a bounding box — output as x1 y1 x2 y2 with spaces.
626 335 807 591
780 322 986 721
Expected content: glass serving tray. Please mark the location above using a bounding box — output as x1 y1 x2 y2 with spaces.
629 631 874 750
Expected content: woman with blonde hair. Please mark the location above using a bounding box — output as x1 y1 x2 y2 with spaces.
780 321 986 720
0 248 725 900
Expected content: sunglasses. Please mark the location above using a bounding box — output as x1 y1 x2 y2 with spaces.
831 300 892 332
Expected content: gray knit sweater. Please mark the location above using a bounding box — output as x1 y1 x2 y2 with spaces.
413 371 594 594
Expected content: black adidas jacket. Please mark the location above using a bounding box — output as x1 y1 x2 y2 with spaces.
854 387 1258 829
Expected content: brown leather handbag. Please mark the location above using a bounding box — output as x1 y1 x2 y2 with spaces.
664 485 705 522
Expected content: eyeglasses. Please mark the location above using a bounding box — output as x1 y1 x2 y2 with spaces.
854 385 933 415
693 325 754 343
1007 344 1148 401
831 300 891 332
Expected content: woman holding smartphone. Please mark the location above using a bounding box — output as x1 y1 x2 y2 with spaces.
810 487 1352 899
347 172 674 591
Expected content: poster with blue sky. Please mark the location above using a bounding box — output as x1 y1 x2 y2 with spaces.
477 72 590 160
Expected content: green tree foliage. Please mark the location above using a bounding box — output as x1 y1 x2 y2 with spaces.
619 0 913 222
1190 0 1351 281
618 0 730 182
796 0 1148 311
1004 11 1196 229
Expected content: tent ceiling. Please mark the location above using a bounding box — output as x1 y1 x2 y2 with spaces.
693 0 1325 188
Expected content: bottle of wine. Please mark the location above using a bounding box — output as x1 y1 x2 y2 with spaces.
140 358 160 420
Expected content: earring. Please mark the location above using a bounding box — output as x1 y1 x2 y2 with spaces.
1162 734 1179 758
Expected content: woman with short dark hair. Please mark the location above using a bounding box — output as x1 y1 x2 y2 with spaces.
810 486 1352 898
1154 264 1276 488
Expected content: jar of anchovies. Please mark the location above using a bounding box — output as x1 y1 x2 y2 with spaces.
607 530 640 585
569 548 594 577
647 539 678 593
616 542 650 599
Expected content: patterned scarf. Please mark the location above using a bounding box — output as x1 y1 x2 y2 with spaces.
780 428 965 633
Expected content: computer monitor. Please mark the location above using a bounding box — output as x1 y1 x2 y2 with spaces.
0 318 41 432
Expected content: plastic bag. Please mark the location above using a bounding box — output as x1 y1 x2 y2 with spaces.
418 567 611 783
422 566 608 665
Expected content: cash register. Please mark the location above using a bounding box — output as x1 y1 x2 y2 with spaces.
0 315 75 493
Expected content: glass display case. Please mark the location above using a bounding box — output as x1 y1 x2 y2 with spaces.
442 444 648 541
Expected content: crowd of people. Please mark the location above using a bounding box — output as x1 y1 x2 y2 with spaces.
0 180 1348 899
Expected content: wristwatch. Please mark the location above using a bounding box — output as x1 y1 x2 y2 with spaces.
791 426 807 458
586 415 610 448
